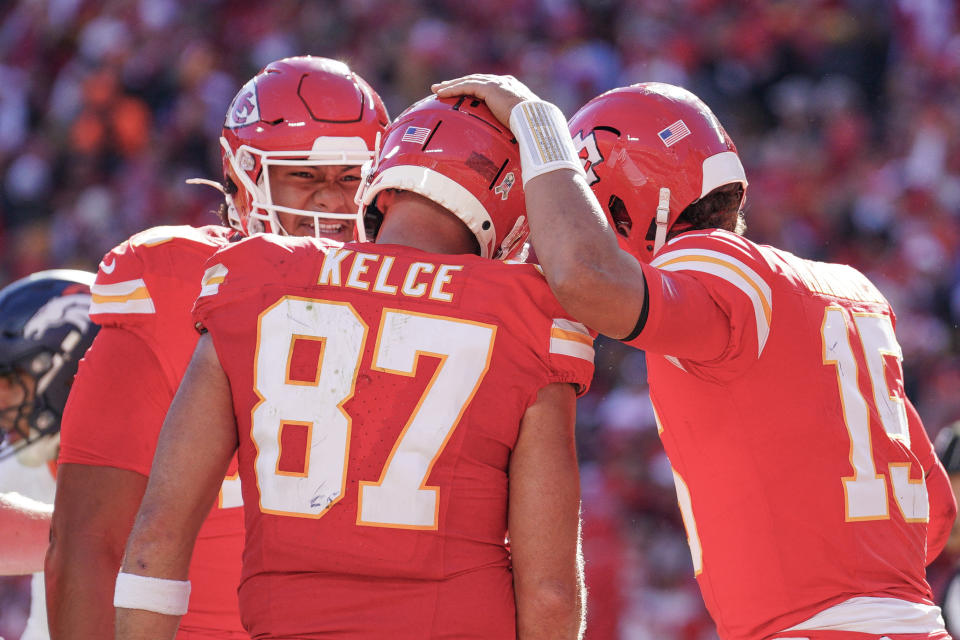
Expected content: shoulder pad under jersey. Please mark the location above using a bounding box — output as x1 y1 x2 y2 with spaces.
90 225 233 322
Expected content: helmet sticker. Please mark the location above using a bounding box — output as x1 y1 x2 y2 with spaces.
657 119 691 147
23 293 93 339
401 126 431 144
493 172 515 201
572 131 603 185
225 79 260 129
466 152 499 183
239 149 255 171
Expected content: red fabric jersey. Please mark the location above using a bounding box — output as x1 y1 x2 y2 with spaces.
625 230 952 640
59 224 246 638
192 235 595 639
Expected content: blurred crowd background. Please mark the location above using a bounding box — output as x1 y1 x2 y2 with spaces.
1 0 959 638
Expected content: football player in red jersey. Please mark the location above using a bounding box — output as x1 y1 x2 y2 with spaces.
0 270 98 639
46 56 388 640
115 95 591 640
433 75 958 639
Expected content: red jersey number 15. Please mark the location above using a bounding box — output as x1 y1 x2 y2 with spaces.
822 307 928 523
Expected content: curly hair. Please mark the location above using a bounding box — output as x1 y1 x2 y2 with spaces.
672 183 746 237
215 176 239 227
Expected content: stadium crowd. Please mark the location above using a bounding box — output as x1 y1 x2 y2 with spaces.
1 0 958 638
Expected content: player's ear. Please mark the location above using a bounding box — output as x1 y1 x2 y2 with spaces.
376 189 398 210
363 190 396 240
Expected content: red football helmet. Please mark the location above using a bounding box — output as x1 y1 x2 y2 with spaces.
219 56 389 238
568 83 747 263
356 95 528 260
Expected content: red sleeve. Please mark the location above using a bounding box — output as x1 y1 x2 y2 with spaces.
494 263 596 397
58 327 175 476
543 316 596 397
529 271 596 397
89 225 229 389
908 398 958 563
627 262 731 362
623 231 774 382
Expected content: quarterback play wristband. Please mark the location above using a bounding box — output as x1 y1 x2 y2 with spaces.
509 100 586 186
113 572 191 616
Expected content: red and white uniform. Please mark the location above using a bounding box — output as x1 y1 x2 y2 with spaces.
192 235 595 639
628 229 953 640
59 225 246 639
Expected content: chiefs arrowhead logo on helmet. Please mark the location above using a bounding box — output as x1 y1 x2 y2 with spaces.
571 130 604 186
225 82 260 129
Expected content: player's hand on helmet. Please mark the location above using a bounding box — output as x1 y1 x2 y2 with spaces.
432 74 539 129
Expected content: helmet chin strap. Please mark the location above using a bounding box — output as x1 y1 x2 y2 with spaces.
653 187 671 255
353 131 382 243
185 178 246 234
185 178 225 193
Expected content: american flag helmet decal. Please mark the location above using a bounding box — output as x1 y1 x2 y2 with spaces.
658 120 691 147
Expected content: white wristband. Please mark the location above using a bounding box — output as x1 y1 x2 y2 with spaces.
509 100 586 186
114 571 191 616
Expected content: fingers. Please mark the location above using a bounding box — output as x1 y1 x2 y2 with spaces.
430 80 478 97
432 74 536 100
431 73 541 129
432 73 501 90
432 74 498 98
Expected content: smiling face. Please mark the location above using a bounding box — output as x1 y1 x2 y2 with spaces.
267 163 363 242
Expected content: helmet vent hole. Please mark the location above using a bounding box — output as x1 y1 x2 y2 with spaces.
644 219 658 242
607 195 633 238
421 121 441 150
